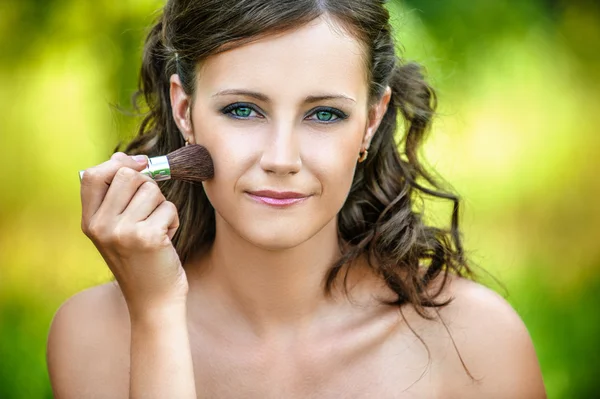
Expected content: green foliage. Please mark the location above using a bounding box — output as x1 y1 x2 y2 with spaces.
0 0 598 397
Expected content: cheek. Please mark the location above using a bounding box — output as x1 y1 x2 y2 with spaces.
303 126 363 207
192 112 256 211
195 119 258 173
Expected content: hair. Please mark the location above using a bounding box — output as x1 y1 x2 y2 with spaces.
120 0 480 380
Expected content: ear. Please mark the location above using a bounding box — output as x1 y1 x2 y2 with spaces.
361 86 392 150
169 74 194 143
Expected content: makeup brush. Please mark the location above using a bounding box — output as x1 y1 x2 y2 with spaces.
79 144 214 183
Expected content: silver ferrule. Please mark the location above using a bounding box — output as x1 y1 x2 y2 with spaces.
78 155 171 182
144 155 171 181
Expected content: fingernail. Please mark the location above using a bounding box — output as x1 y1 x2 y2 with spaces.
132 155 147 164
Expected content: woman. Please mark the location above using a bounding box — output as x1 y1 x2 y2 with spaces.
47 0 546 397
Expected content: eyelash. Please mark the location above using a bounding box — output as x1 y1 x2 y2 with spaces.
220 102 349 123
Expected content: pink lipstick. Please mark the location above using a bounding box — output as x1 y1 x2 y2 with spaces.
246 190 310 207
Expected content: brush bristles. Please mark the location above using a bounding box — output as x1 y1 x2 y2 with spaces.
166 144 214 183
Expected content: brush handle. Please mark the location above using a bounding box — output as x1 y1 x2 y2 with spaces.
79 156 171 182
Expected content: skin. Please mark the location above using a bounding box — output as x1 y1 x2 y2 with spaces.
47 16 547 398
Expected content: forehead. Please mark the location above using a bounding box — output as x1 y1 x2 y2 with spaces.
195 16 369 102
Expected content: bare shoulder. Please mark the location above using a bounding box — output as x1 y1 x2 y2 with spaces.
422 274 547 399
47 282 130 399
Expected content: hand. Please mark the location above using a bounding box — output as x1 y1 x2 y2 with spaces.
80 152 188 318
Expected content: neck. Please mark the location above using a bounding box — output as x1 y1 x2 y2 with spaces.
187 215 345 337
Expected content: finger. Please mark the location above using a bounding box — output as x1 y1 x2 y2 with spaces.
143 201 180 242
80 153 149 222
96 166 156 218
121 181 165 223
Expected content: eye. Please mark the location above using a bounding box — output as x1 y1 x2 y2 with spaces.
221 103 263 119
307 107 348 123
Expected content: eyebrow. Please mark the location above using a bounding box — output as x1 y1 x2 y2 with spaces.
212 89 356 104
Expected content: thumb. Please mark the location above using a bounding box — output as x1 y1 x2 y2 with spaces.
130 154 149 170
110 152 148 171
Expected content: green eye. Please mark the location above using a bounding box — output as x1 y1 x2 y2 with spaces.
221 103 261 119
233 107 252 117
316 111 335 121
308 107 347 123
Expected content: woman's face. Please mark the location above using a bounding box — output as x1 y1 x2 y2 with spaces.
171 16 390 250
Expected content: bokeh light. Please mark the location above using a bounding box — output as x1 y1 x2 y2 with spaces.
0 1 598 397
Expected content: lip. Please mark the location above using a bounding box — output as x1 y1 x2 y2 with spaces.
246 190 311 207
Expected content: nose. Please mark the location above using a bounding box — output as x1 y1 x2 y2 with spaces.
259 121 302 176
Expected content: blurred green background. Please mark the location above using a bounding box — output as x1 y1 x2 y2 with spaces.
1 0 599 397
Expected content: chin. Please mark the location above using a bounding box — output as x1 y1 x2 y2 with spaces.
237 221 317 251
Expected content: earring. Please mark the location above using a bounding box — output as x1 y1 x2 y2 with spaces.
184 137 190 146
358 149 368 163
